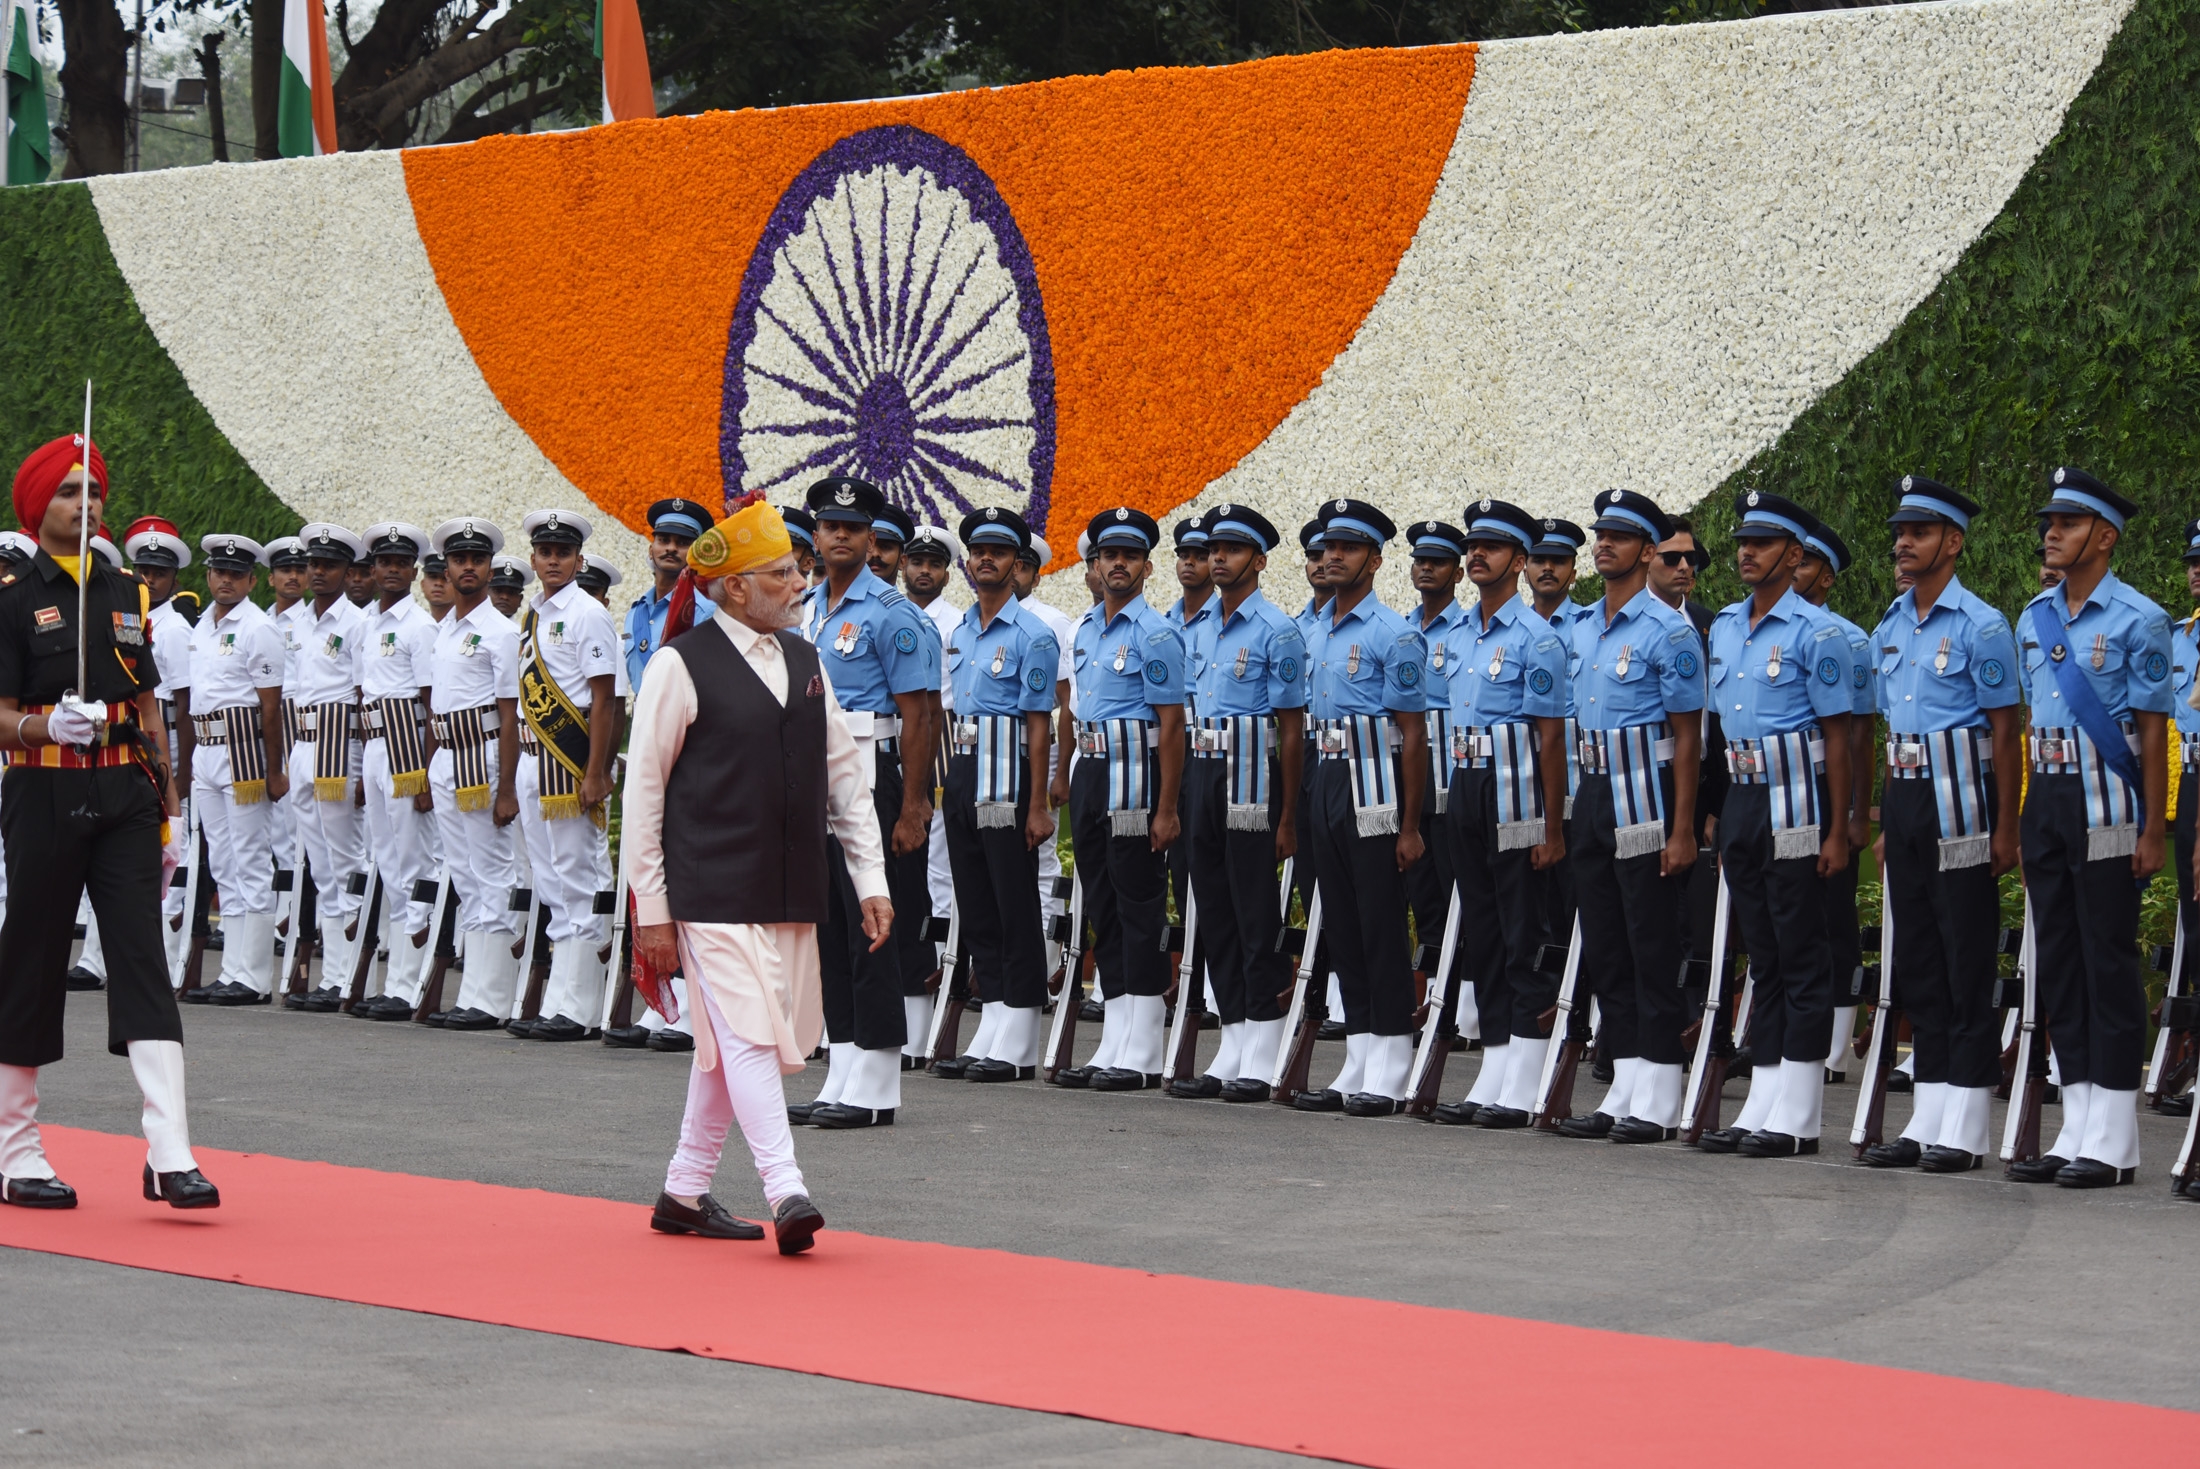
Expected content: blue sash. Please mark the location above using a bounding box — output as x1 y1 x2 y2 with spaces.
2026 600 2146 835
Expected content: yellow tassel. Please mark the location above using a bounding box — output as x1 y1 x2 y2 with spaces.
314 776 349 801
539 792 584 822
456 783 491 813
390 769 428 798
232 780 267 805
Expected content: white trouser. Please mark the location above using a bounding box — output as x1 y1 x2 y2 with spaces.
1 1042 197 1183
428 742 519 937
74 895 107 979
665 983 805 1207
516 760 613 947
926 808 953 919
289 738 367 940
193 743 278 916
1037 822 1064 925
361 738 436 940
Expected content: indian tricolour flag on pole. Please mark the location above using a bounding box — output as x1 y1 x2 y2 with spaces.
277 0 336 158
5 0 50 186
596 0 655 125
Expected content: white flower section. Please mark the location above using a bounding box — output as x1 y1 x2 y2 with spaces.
87 154 651 592
1112 0 2131 610
733 160 1043 526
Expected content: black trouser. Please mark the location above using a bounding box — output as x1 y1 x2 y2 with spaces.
1185 756 1287 1025
1717 783 1835 1067
0 766 178 1067
942 750 1046 1010
874 748 936 1002
1166 741 1193 916
819 749 914 1051
1069 755 1169 1000
1881 776 2002 1088
1823 849 1862 1006
1307 759 1414 1036
2021 773 2146 1091
1403 760 1454 970
1293 738 1320 926
1571 770 1689 1065
2175 786 2199 993
1448 765 1555 1041
1545 808 1578 944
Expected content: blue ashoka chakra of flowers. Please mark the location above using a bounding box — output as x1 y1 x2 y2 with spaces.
720 125 1057 541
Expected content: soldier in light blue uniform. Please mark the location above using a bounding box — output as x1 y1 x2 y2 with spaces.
1165 514 1215 943
2011 468 2172 1188
623 497 714 695
1061 508 1187 1093
1431 499 1570 1129
1861 478 2023 1172
1403 520 1469 995
1788 515 1877 1083
1292 499 1429 1117
2168 520 2200 1125
934 508 1061 1084
1559 489 1706 1144
1290 516 1333 1000
1169 505 1305 1103
790 477 940 1129
1695 491 1856 1158
1526 517 1588 943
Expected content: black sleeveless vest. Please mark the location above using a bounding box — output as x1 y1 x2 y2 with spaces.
662 620 829 924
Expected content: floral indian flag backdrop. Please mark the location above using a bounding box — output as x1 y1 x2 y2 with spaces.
59 0 2135 601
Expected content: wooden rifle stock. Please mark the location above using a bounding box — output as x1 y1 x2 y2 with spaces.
413 874 460 1022
342 871 384 1011
1162 891 1204 1084
1403 891 1464 1118
1530 916 1586 1130
1679 869 1735 1144
1268 888 1326 1105
2146 905 2192 1110
2000 902 2048 1170
1848 897 1901 1155
1042 875 1086 1080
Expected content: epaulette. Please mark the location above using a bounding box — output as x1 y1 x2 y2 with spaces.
0 571 16 588
878 587 908 607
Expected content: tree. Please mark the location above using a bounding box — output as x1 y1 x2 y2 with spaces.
54 0 131 175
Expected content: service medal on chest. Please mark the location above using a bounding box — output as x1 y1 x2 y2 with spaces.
835 621 857 655
1113 644 1128 673
1233 646 1249 679
1766 644 1782 682
2091 633 2107 670
1347 644 1362 678
1614 643 1632 679
991 645 1006 675
1488 646 1506 678
1934 635 1950 675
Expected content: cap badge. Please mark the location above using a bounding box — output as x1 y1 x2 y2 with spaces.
2054 468 2067 486
1479 498 1491 512
985 508 999 522
834 487 855 506
1747 491 1760 507
1544 519 1557 531
1334 498 1349 513
1901 475 1914 493
1610 490 1623 504
1115 508 1129 522
462 521 475 536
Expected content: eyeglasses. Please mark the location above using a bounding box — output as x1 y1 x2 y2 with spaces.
1656 550 1708 569
739 565 806 585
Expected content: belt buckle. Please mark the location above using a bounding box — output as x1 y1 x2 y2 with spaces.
1576 740 1599 770
1893 742 1926 769
1449 729 1469 761
1731 749 1764 776
953 719 978 746
1316 728 1348 755
2038 738 2074 764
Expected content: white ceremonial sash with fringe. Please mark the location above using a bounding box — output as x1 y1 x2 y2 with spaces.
1086 719 1156 837
971 714 1025 829
1887 727 1994 870
1316 715 1401 837
1563 716 1579 819
1727 729 1826 861
1581 721 1671 860
1425 710 1451 814
1454 721 1545 851
1198 715 1275 831
2032 719 2141 861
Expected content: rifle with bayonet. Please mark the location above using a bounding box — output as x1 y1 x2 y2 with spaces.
2145 905 2196 1113
1403 888 1464 1118
1680 869 1737 1144
1161 889 1204 1085
1530 916 1588 1130
1042 874 1087 1081
1268 885 1327 1105
343 868 385 1011
412 868 460 1022
922 899 973 1068
1999 900 2049 1171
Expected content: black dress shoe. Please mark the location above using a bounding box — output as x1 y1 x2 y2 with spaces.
142 1164 220 1209
1696 1126 1749 1154
2 1176 76 1208
1090 1067 1158 1091
180 985 214 1005
1220 1078 1271 1103
420 1010 456 1027
812 1103 894 1129
363 998 413 1022
901 1054 924 1071
1609 1118 1677 1144
1049 1064 1095 1089
531 1015 590 1042
1824 1068 1847 1084
967 1059 1035 1082
505 1016 542 1038
1919 1145 1982 1173
1078 998 1105 1022
1738 1130 1816 1157
646 1028 694 1053
2055 1157 2136 1189
1886 1071 1913 1093
1343 1092 1400 1117
441 1007 502 1031
603 1025 652 1048
1292 1087 1344 1112
1198 1011 1219 1030
281 991 312 1011
2157 1092 2194 1118
1316 1020 1347 1041
1477 1105 1532 1129
1861 1138 1922 1168
64 965 104 991
297 986 344 1013
208 983 265 1007
649 1191 763 1240
773 1193 826 1255
1557 1111 1615 1139
786 1102 819 1125
2005 1153 2069 1183
930 1053 975 1079
1167 1074 1223 1099
1431 1100 1483 1125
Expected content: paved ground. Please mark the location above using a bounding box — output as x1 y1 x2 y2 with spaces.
7 983 2197 1465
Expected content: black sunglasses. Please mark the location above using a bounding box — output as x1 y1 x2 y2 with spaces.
1656 549 1709 569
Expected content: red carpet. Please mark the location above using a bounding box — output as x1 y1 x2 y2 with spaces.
3 1126 2188 1467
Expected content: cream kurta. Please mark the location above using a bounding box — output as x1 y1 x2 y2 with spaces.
624 608 886 1073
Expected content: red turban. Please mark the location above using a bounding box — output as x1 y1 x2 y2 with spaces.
12 434 108 537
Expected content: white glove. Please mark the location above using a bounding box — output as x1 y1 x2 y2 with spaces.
161 821 186 892
44 699 99 746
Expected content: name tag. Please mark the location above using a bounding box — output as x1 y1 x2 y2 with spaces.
33 605 62 630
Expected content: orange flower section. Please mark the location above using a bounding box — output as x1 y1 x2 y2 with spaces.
402 46 1475 561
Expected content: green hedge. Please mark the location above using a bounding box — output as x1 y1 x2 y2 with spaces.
1690 0 2200 628
0 181 298 604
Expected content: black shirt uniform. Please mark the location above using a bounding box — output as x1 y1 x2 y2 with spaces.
0 549 176 1067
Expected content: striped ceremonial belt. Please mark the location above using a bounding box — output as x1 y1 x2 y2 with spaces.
1727 728 1826 860
369 696 430 798
280 698 302 752
1314 715 1401 837
1577 721 1673 860
1425 710 1451 814
1194 715 1274 832
430 704 499 813
1887 727 1994 870
1077 719 1156 836
961 714 1026 829
1457 721 1545 851
2032 719 2141 860
301 701 355 800
222 704 269 803
0 702 139 769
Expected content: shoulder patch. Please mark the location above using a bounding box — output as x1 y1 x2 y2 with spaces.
1852 663 1868 690
1026 665 1047 692
1816 655 1841 686
1673 648 1699 679
1395 659 1421 688
2144 650 2169 682
1278 654 1301 683
1528 667 1555 695
893 627 918 654
1979 658 2006 688
1144 658 1169 685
